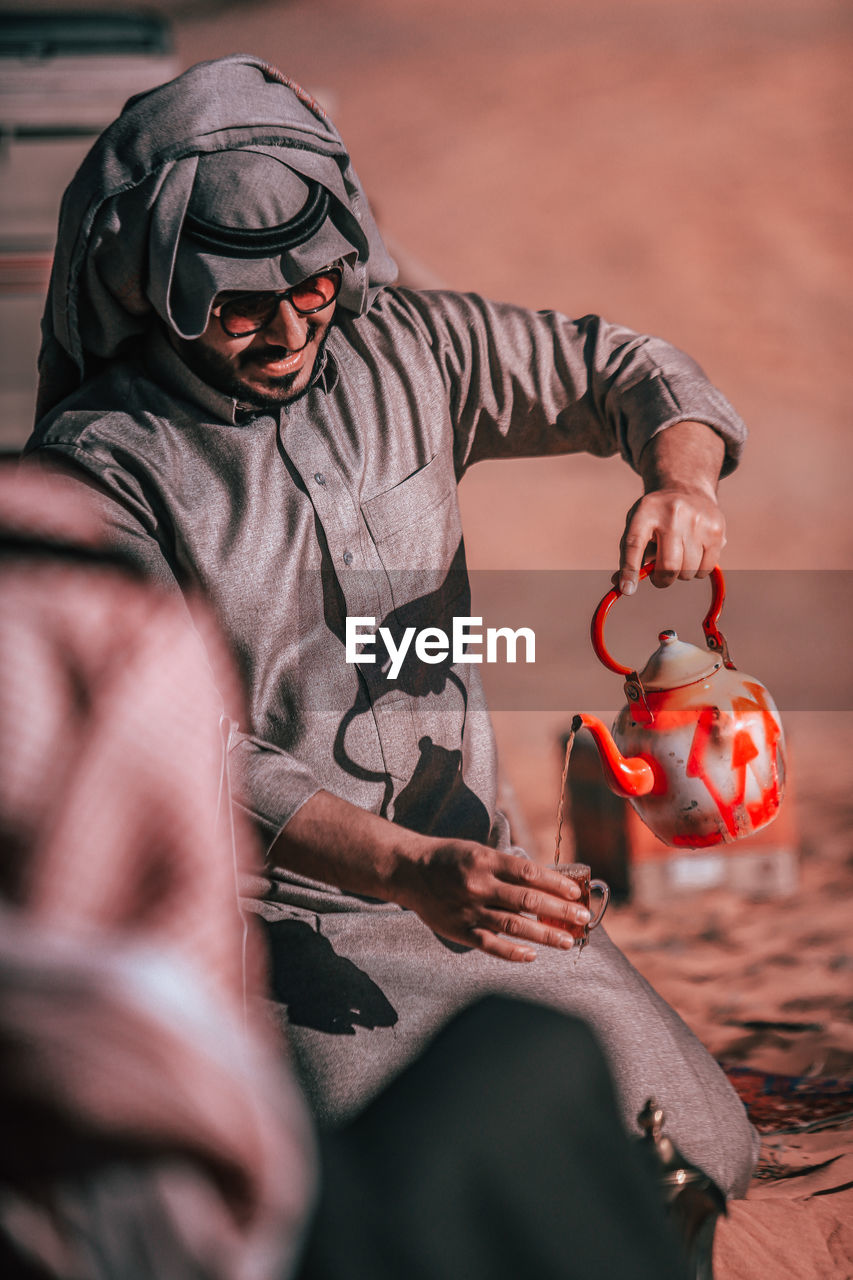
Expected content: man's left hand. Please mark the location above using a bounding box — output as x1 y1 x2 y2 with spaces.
616 420 728 594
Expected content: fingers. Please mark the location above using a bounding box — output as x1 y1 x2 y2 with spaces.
467 912 581 963
487 879 590 933
696 535 725 578
668 500 725 582
493 853 583 900
483 908 586 947
620 503 685 590
469 930 538 963
412 845 593 964
618 509 655 596
648 526 683 588
618 490 726 592
470 857 591 957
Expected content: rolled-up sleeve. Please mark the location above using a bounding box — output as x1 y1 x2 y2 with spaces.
229 732 321 845
404 291 747 477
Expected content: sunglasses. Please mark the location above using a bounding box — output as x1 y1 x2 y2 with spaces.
213 267 342 337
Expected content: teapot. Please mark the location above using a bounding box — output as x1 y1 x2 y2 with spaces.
574 563 786 848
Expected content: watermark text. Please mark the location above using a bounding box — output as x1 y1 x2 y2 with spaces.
345 616 536 679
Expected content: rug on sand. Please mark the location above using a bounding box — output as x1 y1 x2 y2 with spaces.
721 1065 853 1135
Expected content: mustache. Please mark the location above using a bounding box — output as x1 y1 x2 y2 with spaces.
241 324 318 364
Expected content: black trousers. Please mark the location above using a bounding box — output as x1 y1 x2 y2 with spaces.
299 996 687 1280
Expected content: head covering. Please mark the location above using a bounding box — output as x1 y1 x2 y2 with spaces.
37 55 398 419
0 464 317 1278
167 148 359 336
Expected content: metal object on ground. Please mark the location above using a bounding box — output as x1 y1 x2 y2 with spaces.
636 1096 726 1280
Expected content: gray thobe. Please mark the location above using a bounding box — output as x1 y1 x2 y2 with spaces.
26 286 758 1195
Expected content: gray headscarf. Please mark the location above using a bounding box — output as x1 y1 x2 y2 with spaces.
37 55 398 419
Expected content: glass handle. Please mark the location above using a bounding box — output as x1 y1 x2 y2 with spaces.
588 879 610 930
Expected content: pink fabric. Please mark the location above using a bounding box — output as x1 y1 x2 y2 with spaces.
0 466 316 1279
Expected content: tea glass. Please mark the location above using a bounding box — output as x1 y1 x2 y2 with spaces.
546 862 610 955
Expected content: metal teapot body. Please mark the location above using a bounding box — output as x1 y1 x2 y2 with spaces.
576 565 786 849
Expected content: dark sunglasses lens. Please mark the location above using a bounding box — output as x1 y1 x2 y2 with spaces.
221 293 279 335
289 271 341 313
219 270 341 334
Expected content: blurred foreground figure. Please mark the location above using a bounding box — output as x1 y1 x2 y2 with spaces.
0 467 316 1279
0 468 689 1280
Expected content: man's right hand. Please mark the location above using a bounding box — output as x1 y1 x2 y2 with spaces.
394 839 590 962
272 790 590 963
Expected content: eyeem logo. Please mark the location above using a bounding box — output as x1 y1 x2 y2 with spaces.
346 616 535 680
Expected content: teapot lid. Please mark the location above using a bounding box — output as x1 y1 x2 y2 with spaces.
638 630 722 690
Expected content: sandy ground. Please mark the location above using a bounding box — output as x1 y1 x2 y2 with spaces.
9 0 853 1272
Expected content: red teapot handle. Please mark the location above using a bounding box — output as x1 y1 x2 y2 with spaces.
591 562 730 675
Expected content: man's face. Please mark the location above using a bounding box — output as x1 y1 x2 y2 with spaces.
169 278 337 409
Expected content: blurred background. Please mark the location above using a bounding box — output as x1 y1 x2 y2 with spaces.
1 0 850 882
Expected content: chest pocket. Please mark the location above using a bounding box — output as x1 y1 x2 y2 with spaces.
361 449 468 622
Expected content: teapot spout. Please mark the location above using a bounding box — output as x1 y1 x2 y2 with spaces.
572 714 655 798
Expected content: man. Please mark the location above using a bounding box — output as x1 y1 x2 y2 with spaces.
26 55 757 1197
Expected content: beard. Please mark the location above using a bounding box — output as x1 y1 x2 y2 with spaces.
173 322 333 410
